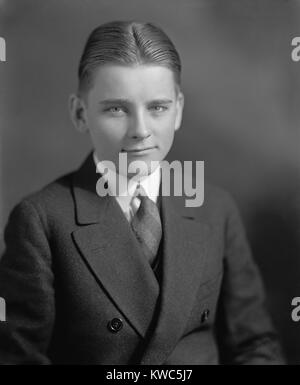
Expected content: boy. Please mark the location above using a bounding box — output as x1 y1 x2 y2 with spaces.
0 21 284 364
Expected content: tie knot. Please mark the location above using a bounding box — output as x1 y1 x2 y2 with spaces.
134 184 148 200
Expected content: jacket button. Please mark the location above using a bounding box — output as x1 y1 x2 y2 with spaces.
107 318 123 333
201 309 210 323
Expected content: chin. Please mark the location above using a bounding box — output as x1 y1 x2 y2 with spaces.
127 158 160 177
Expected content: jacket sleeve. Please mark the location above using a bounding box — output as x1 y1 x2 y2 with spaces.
216 194 285 364
0 200 54 364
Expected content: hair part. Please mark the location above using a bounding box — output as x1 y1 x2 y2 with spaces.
78 21 182 95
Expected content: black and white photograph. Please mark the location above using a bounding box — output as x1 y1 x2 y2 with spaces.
0 0 299 369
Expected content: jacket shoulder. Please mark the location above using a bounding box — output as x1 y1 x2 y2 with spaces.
8 170 76 234
23 171 74 208
190 182 239 221
204 183 237 210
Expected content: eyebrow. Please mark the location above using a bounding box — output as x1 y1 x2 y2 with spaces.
99 98 173 105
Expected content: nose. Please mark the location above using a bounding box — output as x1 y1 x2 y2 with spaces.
129 111 151 140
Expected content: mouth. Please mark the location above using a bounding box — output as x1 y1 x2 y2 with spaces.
122 146 157 154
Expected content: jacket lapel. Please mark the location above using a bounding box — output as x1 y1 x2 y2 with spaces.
71 153 160 338
140 195 212 365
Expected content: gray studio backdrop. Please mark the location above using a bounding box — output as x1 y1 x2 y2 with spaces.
1 0 300 363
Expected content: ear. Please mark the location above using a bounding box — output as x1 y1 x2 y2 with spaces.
69 94 89 133
174 91 184 132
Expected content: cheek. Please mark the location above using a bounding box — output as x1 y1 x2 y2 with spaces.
89 116 127 144
162 130 176 156
154 116 177 146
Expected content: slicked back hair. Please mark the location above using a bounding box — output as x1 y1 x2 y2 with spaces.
78 21 181 94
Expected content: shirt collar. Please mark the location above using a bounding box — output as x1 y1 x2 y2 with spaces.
93 151 161 211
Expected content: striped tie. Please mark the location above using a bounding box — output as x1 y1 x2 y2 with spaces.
130 185 162 266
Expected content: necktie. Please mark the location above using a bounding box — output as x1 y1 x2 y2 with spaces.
130 185 162 266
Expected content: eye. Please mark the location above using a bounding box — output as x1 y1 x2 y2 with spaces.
105 106 127 115
150 105 168 113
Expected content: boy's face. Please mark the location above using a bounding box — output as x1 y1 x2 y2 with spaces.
71 64 184 177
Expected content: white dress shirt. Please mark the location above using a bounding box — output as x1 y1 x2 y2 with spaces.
93 152 161 222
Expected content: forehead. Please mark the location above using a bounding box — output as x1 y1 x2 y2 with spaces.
87 64 177 101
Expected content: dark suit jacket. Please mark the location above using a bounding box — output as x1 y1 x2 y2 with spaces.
0 152 284 364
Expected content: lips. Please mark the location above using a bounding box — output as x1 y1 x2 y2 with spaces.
122 146 156 152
